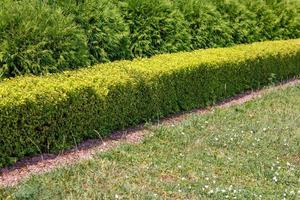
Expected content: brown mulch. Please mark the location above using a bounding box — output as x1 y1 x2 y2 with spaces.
1 78 299 188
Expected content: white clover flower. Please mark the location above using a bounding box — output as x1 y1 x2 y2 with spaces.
272 176 278 182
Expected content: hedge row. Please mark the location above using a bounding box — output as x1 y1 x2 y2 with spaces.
1 0 300 78
0 39 300 167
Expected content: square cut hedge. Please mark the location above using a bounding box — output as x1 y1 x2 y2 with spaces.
0 39 300 167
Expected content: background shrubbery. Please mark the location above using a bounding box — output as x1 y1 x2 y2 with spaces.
0 0 299 78
0 0 90 77
47 0 131 64
118 0 191 57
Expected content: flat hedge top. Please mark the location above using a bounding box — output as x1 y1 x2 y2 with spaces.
0 39 299 106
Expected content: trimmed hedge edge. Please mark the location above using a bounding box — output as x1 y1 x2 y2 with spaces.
0 39 300 168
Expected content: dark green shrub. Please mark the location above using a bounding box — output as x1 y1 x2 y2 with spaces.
0 39 299 168
213 0 300 44
173 0 234 49
47 0 131 63
212 0 259 44
0 0 90 78
263 0 300 39
0 0 299 79
119 0 191 57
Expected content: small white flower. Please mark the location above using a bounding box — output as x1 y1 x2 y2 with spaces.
204 185 209 189
208 189 214 194
272 176 278 182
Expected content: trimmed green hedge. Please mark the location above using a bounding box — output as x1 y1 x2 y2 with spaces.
0 39 300 167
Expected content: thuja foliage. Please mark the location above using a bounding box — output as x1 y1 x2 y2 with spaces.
47 0 131 64
0 0 90 78
0 39 299 167
173 0 233 49
0 0 299 78
118 0 191 57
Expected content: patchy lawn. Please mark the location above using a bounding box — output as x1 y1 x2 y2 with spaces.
1 83 300 199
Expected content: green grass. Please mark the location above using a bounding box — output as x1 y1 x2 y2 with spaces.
1 83 300 199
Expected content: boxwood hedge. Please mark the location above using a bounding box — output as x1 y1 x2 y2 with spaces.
0 39 300 167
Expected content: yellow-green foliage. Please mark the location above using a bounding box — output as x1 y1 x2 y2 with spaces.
0 39 300 167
